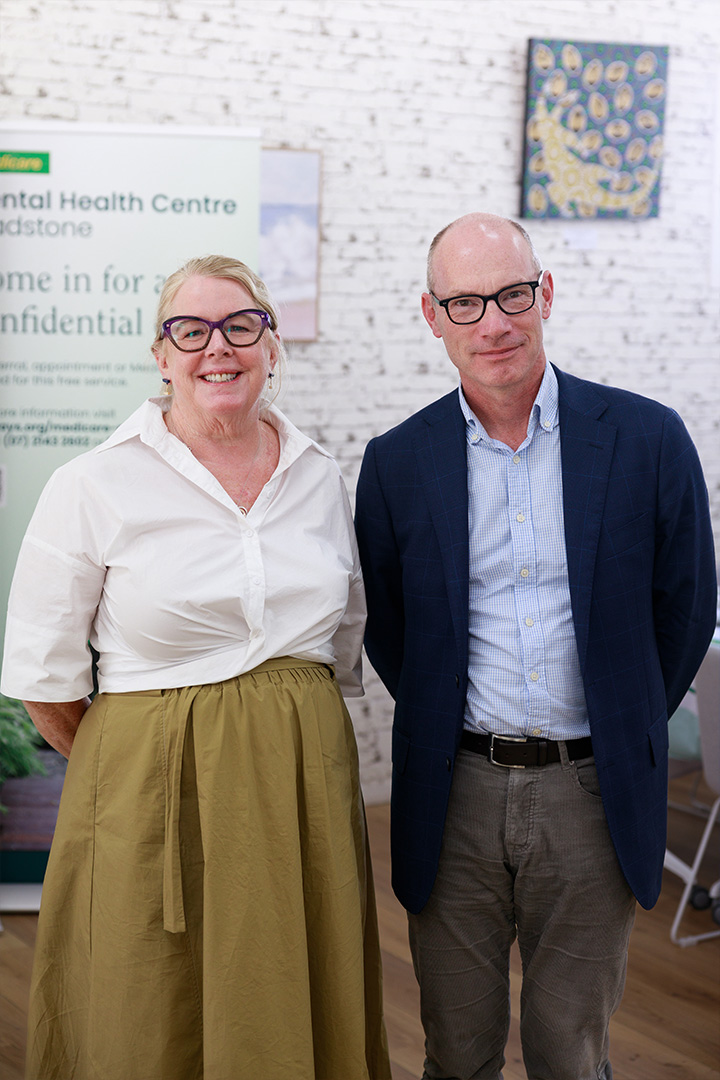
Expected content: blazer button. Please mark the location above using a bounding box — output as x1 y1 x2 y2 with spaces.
446 756 452 771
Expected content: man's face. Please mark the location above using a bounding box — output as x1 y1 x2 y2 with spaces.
421 221 553 403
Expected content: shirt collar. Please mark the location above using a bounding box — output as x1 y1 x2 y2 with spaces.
531 362 559 434
457 362 559 443
93 398 330 473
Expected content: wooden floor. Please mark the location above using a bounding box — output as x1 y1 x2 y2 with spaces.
1 772 718 1079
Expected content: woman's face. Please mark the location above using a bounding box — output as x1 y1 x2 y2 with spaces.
153 276 276 427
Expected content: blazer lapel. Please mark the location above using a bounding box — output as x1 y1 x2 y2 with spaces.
412 392 469 669
405 373 617 678
556 368 616 672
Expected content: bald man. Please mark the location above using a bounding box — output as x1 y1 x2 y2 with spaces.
354 214 716 1080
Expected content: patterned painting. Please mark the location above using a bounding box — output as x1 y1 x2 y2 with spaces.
520 39 668 220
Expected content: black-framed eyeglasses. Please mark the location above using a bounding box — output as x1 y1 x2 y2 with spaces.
431 275 544 325
161 309 271 352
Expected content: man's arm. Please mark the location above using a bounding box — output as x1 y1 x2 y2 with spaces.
653 409 717 717
355 438 405 699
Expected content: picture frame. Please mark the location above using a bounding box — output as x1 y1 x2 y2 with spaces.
520 39 668 220
260 149 321 341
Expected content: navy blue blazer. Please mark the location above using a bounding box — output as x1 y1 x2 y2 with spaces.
355 366 717 914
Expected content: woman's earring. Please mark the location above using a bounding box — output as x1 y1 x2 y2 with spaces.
162 378 172 396
268 371 274 382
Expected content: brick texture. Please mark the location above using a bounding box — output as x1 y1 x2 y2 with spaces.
1 0 718 801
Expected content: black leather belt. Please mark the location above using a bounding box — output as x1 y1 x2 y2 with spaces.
460 730 593 768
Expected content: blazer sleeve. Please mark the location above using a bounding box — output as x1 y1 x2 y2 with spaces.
653 408 717 717
329 480 367 699
355 437 405 700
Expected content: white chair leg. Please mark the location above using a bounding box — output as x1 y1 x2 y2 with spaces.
668 795 720 947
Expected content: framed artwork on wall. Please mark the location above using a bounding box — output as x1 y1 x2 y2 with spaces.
520 39 668 220
260 149 321 342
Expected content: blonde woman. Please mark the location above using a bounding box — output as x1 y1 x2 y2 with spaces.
2 256 390 1080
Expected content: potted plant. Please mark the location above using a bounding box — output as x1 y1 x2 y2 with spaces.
0 695 65 888
0 696 47 809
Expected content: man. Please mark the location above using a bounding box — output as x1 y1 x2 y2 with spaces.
354 213 717 1080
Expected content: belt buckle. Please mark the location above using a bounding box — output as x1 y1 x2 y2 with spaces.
489 733 528 768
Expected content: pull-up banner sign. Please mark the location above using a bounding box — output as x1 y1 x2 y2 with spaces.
0 122 261 646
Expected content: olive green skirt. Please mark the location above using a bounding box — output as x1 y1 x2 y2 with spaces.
27 658 391 1080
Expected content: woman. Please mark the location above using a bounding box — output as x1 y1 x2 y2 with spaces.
1 256 391 1080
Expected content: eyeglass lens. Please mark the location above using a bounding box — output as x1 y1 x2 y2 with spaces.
166 311 266 351
445 282 538 324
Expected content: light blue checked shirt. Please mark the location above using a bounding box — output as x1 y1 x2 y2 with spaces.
460 363 590 740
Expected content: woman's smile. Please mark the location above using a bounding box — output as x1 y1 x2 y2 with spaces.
201 371 241 382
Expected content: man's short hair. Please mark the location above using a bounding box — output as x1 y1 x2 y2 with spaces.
426 215 542 292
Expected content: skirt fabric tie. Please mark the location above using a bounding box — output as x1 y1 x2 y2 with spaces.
162 680 191 934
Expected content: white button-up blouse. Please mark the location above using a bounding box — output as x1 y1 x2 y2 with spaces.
1 399 366 701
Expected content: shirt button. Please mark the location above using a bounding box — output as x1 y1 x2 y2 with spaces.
525 617 534 627
530 671 540 681
513 455 521 464
543 420 552 429
520 568 529 578
246 528 255 537
516 513 525 522
532 727 542 736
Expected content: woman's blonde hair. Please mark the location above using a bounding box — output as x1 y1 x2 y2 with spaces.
153 255 288 386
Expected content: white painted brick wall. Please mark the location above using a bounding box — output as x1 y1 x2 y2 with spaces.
2 0 719 802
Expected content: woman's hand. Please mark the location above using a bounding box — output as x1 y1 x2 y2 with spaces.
22 698 92 759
